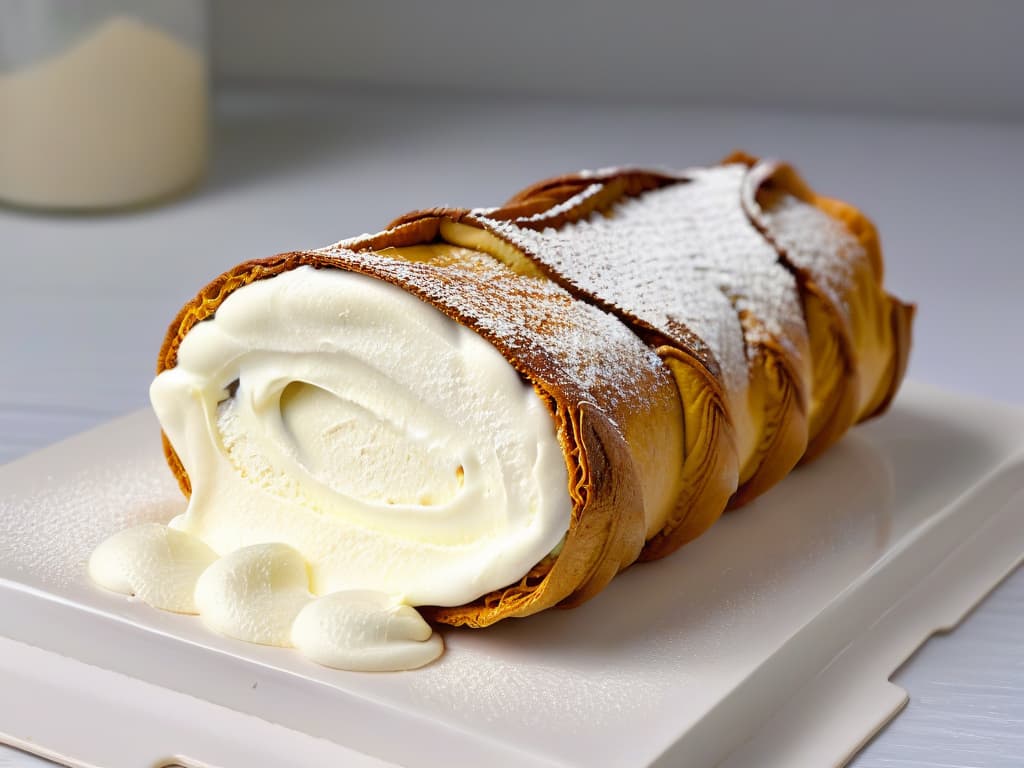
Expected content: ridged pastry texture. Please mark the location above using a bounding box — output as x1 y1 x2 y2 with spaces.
157 156 914 628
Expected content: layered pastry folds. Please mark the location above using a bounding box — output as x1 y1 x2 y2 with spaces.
153 156 914 629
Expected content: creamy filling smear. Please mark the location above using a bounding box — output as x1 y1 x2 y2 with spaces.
90 266 574 671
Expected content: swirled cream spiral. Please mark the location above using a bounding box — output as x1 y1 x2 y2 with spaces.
149 265 572 608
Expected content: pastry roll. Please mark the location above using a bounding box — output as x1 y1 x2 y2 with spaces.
151 157 913 631
155 225 686 628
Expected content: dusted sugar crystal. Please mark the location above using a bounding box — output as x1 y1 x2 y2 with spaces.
473 165 810 401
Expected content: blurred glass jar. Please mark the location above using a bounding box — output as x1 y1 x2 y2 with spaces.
0 0 209 211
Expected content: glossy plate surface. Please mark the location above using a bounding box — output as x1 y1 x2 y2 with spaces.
1 381 1022 768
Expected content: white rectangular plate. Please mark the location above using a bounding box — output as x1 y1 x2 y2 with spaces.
1 381 1022 768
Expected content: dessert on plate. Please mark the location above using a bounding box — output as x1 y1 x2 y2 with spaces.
89 154 913 671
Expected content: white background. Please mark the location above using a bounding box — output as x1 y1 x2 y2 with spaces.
210 0 1024 119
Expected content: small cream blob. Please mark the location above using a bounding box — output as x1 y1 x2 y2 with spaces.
88 523 217 613
193 542 312 646
292 591 443 672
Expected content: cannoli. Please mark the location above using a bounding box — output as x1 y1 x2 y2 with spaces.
91 155 914 668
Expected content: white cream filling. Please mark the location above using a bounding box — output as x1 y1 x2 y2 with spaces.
194 543 314 646
292 590 444 673
92 265 572 671
88 523 217 613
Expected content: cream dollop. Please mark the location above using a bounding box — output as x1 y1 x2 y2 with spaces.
193 543 312 646
87 523 217 613
150 266 572 606
90 526 444 670
292 591 443 672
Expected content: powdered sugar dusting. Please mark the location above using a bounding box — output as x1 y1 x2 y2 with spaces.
757 191 862 327
313 246 671 417
577 166 628 179
0 453 183 590
682 167 808 368
472 165 810 400
506 183 604 225
409 650 666 731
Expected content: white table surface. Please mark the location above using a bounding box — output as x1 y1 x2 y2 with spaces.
1 88 1021 767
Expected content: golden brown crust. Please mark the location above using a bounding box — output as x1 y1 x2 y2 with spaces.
870 294 916 418
638 348 738 559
